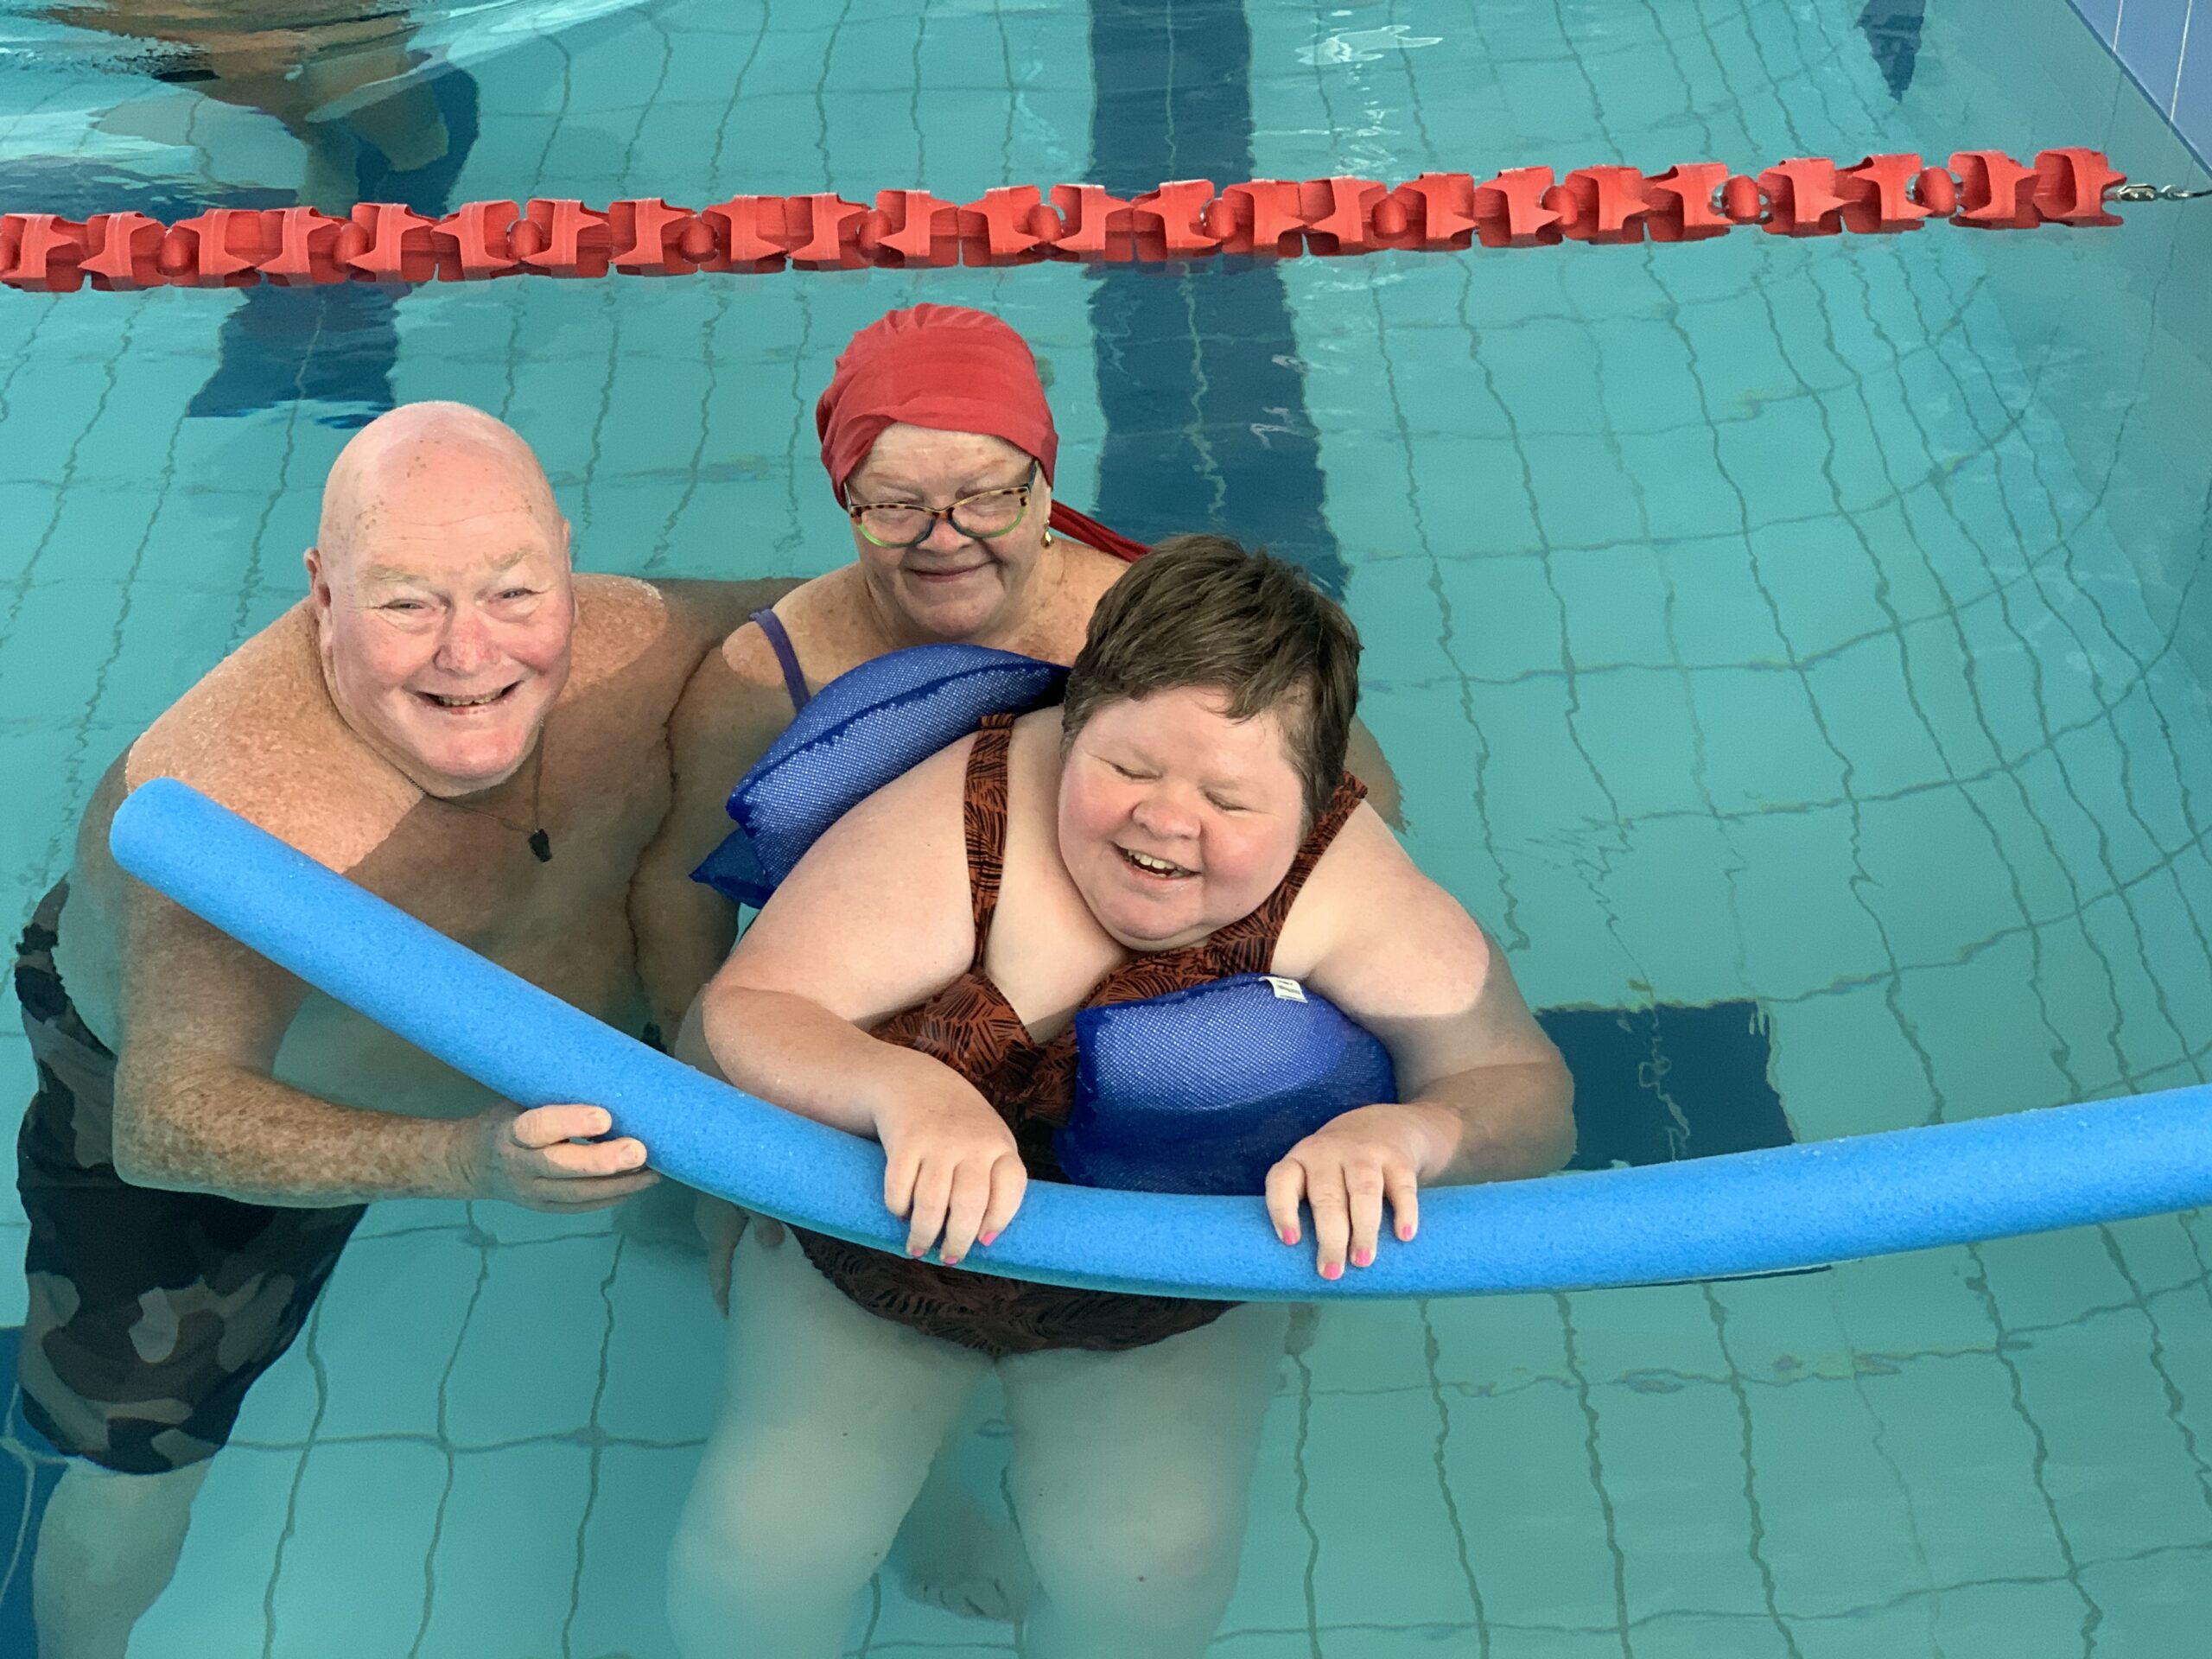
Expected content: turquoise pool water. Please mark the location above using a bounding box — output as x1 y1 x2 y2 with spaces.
3 0 2212 1653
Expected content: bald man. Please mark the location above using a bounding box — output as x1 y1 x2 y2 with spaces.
11 403 792 1658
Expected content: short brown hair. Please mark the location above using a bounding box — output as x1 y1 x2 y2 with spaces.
1062 535 1361 827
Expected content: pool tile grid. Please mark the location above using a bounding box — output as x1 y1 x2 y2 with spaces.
105 1210 2212 1658
1265 0 2212 1123
13 3 2212 1659
1256 10 2212 1654
2067 0 2212 164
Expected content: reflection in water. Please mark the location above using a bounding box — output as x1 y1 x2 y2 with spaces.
1854 0 1928 100
187 62 479 428
6 1 483 427
36 0 453 211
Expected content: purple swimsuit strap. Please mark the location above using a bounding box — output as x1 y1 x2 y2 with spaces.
751 608 810 714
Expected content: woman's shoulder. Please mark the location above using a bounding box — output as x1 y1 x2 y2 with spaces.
1004 705 1069 785
1272 804 1484 978
1050 540 1134 648
801 728 978 878
720 565 880 691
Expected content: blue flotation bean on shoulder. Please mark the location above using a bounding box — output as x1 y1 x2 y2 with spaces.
691 644 1069 906
1058 975 1398 1195
692 643 1398 1197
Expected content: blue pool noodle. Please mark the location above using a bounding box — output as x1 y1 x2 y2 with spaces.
111 778 2212 1301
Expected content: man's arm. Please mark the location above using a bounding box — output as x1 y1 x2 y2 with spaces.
111 887 657 1211
628 630 803 1039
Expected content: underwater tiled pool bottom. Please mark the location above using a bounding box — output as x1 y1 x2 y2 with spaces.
4 0 2212 1651
13 1197 2196 1657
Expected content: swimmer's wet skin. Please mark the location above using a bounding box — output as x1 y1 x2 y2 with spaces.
670 536 1571 1658
630 302 1403 1047
12 401 794 1659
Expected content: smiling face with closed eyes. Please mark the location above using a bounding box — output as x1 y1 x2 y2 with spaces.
307 404 575 798
1055 686 1312 952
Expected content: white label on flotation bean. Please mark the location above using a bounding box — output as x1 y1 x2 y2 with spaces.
1264 976 1307 1002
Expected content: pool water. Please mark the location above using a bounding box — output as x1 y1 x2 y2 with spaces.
4 0 2212 1654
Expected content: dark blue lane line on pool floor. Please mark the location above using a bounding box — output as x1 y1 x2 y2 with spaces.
0 66 480 432
1085 0 1348 595
1543 1000 1793 1170
0 1338 64 1652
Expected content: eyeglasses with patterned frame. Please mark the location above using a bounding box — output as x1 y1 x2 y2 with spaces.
843 463 1040 549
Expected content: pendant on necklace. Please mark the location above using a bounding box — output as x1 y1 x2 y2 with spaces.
529 829 552 863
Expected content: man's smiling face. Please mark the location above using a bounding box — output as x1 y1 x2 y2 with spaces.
308 405 575 797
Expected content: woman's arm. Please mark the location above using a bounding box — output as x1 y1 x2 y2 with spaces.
629 629 806 1040
689 741 1028 1263
1268 810 1575 1277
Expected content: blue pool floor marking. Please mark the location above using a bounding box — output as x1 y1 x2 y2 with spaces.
1545 1001 1794 1170
0 1329 64 1652
185 66 482 430
1086 0 1349 597
1854 1 1928 99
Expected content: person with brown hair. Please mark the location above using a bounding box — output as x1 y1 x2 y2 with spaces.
666 536 1573 1659
630 304 1401 1057
631 302 1402 1618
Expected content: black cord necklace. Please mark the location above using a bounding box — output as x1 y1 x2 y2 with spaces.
435 740 552 861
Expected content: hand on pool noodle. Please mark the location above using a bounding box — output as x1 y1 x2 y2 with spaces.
110 778 2212 1301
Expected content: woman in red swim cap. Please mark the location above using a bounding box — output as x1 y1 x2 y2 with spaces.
639 303 1149 1031
635 302 1402 1630
640 300 1397 1051
626 304 1162 1620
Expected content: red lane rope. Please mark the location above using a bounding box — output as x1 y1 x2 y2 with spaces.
0 149 2127 294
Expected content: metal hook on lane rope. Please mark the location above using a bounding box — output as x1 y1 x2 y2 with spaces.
2109 182 2212 201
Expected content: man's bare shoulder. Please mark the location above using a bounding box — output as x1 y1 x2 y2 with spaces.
649 574 803 648
576 574 796 658
119 605 402 872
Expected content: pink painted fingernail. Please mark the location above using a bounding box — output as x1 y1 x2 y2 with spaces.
1321 1261 1344 1281
1397 1221 1414 1242
1280 1227 1300 1247
979 1230 999 1248
941 1255 962 1268
1352 1247 1374 1268
907 1248 927 1259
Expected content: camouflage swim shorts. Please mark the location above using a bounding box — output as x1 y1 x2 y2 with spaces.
13 882 365 1474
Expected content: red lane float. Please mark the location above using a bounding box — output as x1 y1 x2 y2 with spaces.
0 147 2129 294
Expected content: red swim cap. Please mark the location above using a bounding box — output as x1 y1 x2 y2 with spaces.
815 303 1144 563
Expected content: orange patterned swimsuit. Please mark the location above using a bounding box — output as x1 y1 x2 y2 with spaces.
792 712 1367 1357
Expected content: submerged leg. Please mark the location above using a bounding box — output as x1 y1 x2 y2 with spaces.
1000 1303 1290 1659
889 1374 1036 1622
668 1229 988 1659
33 1458 211 1659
